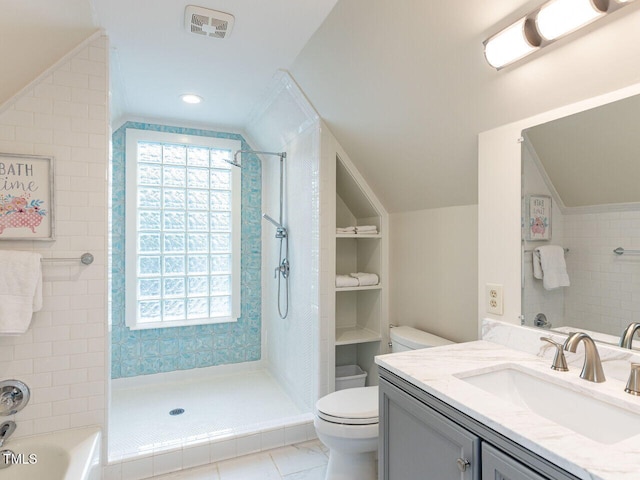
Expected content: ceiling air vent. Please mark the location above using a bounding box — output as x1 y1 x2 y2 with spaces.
185 5 234 39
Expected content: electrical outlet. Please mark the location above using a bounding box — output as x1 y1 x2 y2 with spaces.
486 284 503 315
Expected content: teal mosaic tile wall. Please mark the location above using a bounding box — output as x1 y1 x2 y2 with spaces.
111 122 261 378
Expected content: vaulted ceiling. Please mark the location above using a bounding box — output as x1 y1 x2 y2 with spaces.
3 0 640 213
0 0 96 105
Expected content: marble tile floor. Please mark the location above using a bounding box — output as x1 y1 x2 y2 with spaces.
151 440 329 480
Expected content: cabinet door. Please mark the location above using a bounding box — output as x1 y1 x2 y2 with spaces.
380 379 480 480
481 443 547 480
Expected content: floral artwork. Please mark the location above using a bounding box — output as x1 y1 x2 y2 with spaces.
526 195 551 241
0 195 47 234
530 216 547 236
0 154 54 240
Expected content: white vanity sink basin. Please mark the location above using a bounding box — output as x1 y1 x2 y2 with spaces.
457 365 640 444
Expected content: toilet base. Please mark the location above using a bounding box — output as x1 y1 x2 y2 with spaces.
325 450 377 480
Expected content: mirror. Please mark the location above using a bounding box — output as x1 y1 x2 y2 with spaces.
521 93 640 347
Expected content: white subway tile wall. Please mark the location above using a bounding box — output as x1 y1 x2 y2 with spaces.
522 144 566 328
245 74 322 412
564 210 640 336
0 34 108 439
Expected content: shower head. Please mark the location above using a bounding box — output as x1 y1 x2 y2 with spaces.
223 150 243 168
262 213 284 230
263 213 287 238
226 149 287 169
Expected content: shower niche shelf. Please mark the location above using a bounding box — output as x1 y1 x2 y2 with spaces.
330 155 388 390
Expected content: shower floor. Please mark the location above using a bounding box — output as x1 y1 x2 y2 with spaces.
109 367 306 461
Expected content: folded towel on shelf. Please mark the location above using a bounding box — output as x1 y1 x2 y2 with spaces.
535 246 570 290
336 274 359 288
349 272 379 286
0 250 43 335
337 226 356 234
355 225 377 234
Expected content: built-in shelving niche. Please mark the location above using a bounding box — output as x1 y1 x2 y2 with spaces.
334 156 387 388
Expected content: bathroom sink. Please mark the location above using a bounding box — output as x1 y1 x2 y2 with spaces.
457 365 640 444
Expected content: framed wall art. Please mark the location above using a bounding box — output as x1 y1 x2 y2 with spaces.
0 153 55 240
525 194 551 241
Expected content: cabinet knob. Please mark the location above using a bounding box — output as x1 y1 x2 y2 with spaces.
456 458 470 472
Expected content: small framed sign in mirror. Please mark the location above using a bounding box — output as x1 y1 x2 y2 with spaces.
525 194 551 241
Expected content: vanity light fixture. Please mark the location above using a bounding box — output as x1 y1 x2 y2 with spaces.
484 0 636 69
180 94 203 104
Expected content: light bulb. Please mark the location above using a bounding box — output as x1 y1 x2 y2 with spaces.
484 17 538 69
536 0 606 41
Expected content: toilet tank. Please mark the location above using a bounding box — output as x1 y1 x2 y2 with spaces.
390 326 453 353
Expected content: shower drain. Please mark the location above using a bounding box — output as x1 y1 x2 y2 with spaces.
169 408 185 416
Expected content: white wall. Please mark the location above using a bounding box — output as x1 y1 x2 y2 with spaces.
0 33 108 438
245 72 321 411
389 205 478 343
479 83 640 326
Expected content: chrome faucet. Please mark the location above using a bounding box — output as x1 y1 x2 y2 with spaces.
625 363 640 396
540 337 568 371
619 322 640 349
534 313 552 329
0 421 16 449
563 332 606 383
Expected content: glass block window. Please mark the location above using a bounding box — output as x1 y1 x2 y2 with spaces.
125 129 241 329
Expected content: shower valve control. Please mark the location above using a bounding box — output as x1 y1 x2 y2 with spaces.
275 259 290 279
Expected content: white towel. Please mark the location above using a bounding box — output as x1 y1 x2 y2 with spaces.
0 250 43 335
355 225 377 234
535 246 570 290
337 226 356 234
532 252 543 279
349 272 379 286
336 275 359 288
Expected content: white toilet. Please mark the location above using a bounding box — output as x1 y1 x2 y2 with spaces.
314 326 453 480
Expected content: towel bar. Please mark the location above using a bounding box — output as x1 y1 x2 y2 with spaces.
614 247 640 256
524 247 569 257
41 253 94 265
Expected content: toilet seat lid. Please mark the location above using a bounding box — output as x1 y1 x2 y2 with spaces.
316 386 378 424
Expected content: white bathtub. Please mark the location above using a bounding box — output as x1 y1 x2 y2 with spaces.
0 426 101 480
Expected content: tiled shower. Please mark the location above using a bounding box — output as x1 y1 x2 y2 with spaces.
107 73 323 473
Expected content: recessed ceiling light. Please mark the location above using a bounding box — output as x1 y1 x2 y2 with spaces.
181 94 203 104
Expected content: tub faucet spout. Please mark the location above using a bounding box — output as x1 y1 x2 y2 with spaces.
0 421 16 448
564 332 606 383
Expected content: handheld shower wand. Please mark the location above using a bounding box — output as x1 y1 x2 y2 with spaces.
262 213 287 238
232 149 290 319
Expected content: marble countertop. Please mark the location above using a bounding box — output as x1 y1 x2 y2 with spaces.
375 340 640 480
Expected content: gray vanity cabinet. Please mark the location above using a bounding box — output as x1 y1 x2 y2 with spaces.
481 444 546 480
379 368 581 480
380 376 480 479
